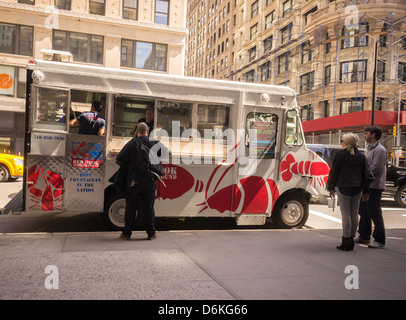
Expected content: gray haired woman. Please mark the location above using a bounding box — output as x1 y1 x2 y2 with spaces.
326 133 374 251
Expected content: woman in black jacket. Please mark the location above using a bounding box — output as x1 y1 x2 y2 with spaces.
326 133 374 251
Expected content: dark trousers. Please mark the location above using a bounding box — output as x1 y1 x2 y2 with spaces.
123 180 156 237
358 188 386 244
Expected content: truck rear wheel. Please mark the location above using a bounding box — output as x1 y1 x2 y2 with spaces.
102 188 144 231
272 193 308 229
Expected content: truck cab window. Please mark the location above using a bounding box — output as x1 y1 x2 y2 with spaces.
35 88 68 131
246 112 278 159
285 109 304 146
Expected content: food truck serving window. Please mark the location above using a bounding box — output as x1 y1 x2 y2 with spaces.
35 87 68 131
197 104 230 140
113 96 154 137
156 100 192 137
246 112 278 159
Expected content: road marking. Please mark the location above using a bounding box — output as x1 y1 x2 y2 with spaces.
309 209 342 224
382 207 406 211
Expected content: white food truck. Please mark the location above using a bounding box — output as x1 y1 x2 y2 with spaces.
18 52 329 230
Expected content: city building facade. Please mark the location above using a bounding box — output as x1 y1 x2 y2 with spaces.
0 0 187 155
185 0 406 155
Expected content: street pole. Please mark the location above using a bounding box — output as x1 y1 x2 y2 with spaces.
396 90 402 167
398 90 402 147
371 38 378 126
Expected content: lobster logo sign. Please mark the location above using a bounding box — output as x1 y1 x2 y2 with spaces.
27 165 64 211
71 142 102 168
280 153 330 188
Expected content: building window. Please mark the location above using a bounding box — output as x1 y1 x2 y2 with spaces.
260 61 271 81
18 0 34 4
245 69 255 82
0 23 33 56
54 0 71 10
377 60 386 82
155 0 169 25
0 65 27 98
341 23 368 49
265 11 275 29
340 60 367 83
301 40 312 64
300 71 314 93
323 100 330 117
324 65 331 86
263 36 273 54
398 62 406 83
376 97 386 111
89 0 105 15
52 30 104 64
281 23 293 44
301 105 313 121
277 51 290 74
282 0 292 17
303 6 317 25
123 0 138 20
249 46 256 62
250 24 258 40
251 0 259 18
121 39 167 71
340 98 364 114
401 36 406 50
379 23 389 47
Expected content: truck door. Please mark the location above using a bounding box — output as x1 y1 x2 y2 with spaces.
25 86 106 213
234 106 282 222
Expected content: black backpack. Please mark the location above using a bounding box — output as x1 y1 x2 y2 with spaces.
132 139 164 181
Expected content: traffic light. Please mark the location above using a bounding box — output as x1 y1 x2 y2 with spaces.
393 125 398 137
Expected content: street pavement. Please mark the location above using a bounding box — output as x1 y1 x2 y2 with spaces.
1 181 406 301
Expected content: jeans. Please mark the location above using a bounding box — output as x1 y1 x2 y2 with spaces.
337 190 361 238
358 188 386 244
122 179 156 237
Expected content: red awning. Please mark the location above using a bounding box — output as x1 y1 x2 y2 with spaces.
302 110 406 134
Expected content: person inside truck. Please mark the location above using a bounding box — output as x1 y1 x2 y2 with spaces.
69 101 106 136
130 108 154 136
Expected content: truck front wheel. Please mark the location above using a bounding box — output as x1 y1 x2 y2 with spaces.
272 193 309 229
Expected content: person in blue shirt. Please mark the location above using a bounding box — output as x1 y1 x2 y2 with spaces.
70 101 106 136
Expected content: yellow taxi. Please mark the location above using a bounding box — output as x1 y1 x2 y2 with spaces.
0 153 24 182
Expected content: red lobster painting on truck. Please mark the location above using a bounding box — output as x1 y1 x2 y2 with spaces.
27 165 64 211
156 161 280 215
154 150 329 217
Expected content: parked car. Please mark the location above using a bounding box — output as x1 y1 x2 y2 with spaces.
0 153 24 182
307 144 406 208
